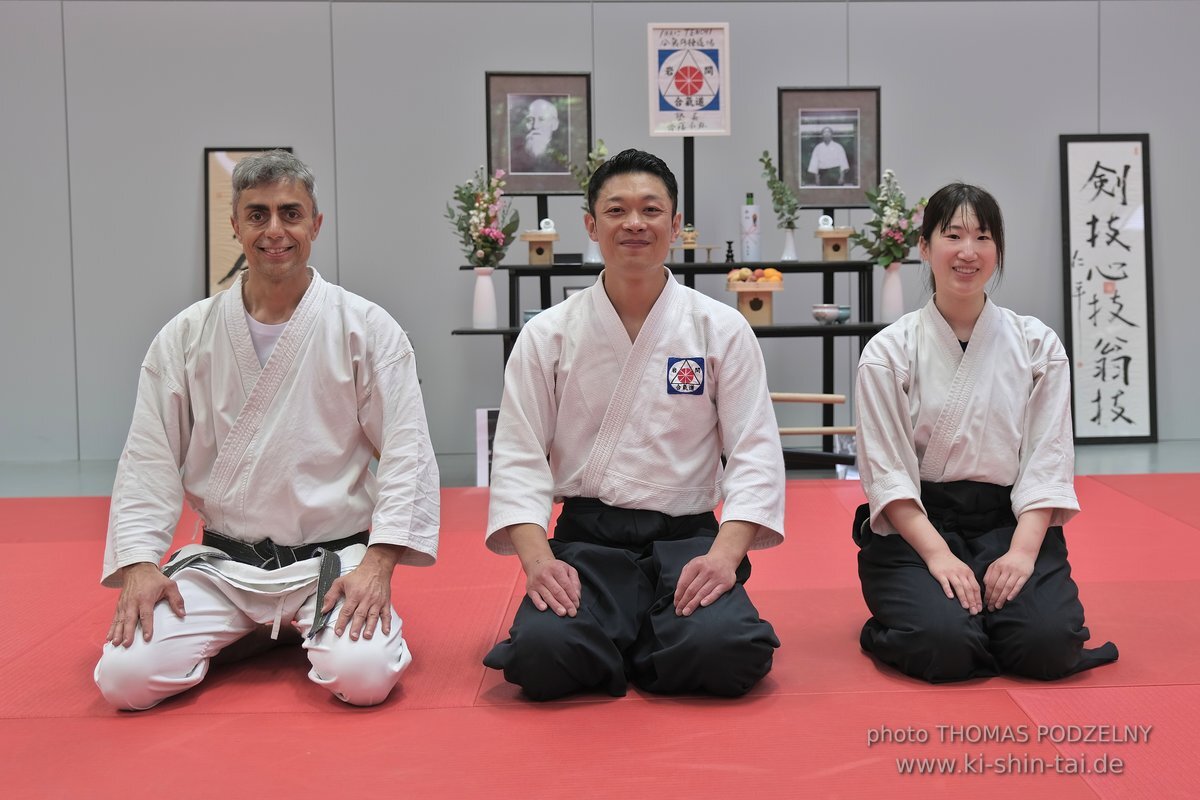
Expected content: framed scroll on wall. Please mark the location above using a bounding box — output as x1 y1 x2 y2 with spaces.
1060 133 1157 443
204 147 291 297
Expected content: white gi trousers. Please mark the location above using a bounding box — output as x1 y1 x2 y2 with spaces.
94 547 411 710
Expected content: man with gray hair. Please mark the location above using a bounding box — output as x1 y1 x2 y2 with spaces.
94 150 439 709
510 96 566 174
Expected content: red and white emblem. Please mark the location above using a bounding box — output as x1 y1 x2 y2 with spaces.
667 357 705 395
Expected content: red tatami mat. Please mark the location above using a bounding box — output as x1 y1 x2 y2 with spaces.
1009 684 1200 799
2 475 1198 798
1089 473 1200 531
0 691 1105 799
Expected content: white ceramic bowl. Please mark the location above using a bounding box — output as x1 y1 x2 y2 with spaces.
812 303 841 324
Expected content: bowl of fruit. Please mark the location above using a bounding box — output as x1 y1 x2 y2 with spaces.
726 267 783 291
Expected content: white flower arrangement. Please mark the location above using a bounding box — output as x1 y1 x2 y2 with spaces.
850 169 927 267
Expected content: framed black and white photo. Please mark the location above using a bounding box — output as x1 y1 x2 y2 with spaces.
1060 133 1157 443
562 285 588 301
777 87 879 209
486 72 591 195
204 146 291 297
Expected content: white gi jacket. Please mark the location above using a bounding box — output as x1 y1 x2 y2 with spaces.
101 269 440 587
486 270 785 555
856 296 1079 536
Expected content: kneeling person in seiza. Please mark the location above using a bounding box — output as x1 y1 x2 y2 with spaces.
94 151 440 710
853 182 1117 683
483 149 785 701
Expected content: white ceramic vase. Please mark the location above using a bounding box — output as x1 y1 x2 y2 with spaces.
582 238 604 264
780 227 798 261
472 266 498 329
881 262 904 323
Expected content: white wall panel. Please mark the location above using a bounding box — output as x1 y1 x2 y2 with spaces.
0 2 78 460
63 1 337 458
331 2 595 454
848 1 1099 329
1099 0 1199 440
1 0 1195 464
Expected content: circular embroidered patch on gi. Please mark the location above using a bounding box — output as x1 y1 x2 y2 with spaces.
667 357 705 395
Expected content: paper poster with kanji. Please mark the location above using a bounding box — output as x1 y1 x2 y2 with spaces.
647 23 731 137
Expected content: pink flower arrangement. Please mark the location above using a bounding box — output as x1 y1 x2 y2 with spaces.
446 167 519 268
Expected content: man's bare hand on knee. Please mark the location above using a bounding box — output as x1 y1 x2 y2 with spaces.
324 544 402 641
107 562 185 647
509 525 581 617
674 521 757 616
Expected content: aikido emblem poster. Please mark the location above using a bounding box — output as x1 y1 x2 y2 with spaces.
647 23 731 137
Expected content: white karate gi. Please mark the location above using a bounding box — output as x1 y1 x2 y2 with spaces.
486 271 785 552
95 269 439 709
856 297 1079 535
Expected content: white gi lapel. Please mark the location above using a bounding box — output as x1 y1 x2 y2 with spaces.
579 272 679 497
205 269 326 530
224 273 265 395
590 272 636 363
920 298 998 480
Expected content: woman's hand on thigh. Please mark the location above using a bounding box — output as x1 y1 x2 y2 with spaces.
925 551 982 615
983 549 1035 611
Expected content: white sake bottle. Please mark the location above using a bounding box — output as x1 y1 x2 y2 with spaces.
740 192 761 262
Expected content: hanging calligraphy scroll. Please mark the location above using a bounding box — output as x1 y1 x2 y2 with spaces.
647 23 731 137
1060 133 1157 443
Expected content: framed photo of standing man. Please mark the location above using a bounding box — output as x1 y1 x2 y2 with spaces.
777 87 879 209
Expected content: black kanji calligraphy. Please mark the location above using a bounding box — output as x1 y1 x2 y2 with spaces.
1104 214 1131 251
1095 261 1129 281
1081 160 1130 205
1106 290 1138 328
1109 390 1134 424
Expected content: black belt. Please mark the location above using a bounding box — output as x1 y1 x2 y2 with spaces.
201 530 369 570
163 529 369 638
